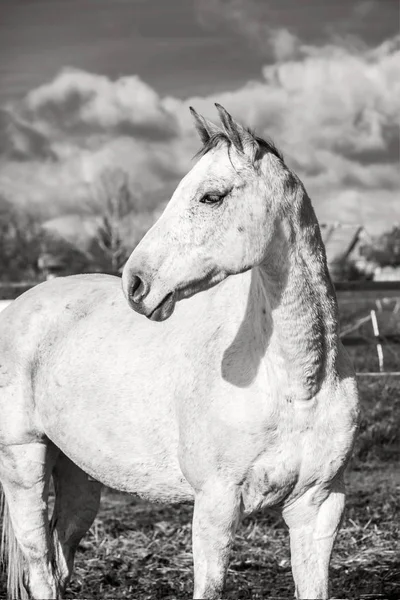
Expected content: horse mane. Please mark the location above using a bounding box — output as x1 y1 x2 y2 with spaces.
195 128 284 163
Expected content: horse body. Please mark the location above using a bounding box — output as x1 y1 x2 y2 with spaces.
1 269 354 502
0 105 359 599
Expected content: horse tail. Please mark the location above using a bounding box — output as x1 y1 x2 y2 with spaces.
0 486 28 600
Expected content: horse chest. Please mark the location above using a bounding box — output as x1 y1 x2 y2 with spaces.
177 384 297 490
241 454 298 515
176 380 344 514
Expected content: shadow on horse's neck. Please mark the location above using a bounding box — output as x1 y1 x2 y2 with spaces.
221 184 339 399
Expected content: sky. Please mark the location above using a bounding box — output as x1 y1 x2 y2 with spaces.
0 0 399 232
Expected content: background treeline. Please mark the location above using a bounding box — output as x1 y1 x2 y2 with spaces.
1 167 399 282
0 168 156 282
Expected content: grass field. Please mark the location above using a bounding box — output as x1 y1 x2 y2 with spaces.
0 298 399 599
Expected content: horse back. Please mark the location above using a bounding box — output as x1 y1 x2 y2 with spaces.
0 275 122 445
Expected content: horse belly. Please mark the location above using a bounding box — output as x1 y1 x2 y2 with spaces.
71 446 194 504
37 352 194 503
43 404 194 503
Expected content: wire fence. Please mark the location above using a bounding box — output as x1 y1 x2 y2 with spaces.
336 281 400 376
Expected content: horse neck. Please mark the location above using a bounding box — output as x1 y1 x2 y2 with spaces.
259 184 339 400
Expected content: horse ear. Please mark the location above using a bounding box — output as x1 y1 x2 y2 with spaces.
189 106 221 145
215 103 257 158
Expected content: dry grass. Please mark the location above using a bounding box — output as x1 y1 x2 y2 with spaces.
1 377 399 599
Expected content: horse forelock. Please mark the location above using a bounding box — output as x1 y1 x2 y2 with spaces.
194 129 284 164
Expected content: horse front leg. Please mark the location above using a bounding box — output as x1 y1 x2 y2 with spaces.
282 477 346 600
192 479 242 599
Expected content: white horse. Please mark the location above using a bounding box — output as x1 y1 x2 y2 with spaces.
0 104 359 599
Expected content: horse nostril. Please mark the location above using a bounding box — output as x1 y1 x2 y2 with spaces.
130 275 147 304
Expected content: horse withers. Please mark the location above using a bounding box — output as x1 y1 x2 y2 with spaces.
0 104 359 599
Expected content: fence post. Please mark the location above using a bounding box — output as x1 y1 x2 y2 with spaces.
370 309 384 373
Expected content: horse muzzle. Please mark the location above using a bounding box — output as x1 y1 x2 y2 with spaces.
122 267 176 322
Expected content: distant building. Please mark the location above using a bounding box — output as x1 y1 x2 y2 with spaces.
320 223 400 282
320 223 369 281
373 265 400 281
37 253 65 280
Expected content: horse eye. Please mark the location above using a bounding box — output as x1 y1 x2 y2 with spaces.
200 193 224 205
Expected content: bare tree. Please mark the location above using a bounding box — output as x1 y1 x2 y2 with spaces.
89 168 138 274
0 196 44 281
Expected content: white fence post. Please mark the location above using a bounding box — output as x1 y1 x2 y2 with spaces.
370 309 384 373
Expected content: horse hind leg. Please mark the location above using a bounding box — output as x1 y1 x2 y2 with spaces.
0 440 59 600
50 452 102 596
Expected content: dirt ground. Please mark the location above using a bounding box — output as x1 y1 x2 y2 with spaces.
1 377 399 599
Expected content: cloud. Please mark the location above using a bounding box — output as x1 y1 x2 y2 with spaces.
270 29 299 62
195 0 398 55
0 70 185 216
0 35 398 233
0 108 56 161
20 68 179 143
177 35 400 231
195 0 300 61
354 0 376 18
